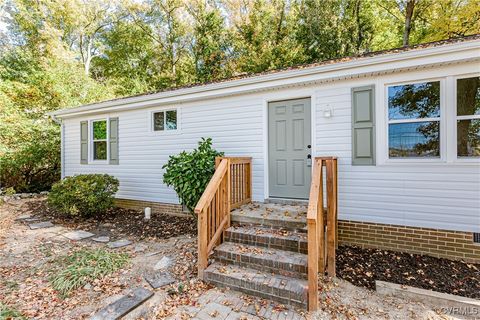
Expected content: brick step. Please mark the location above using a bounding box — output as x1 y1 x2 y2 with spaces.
230 203 308 230
224 225 307 254
215 242 307 279
203 263 308 309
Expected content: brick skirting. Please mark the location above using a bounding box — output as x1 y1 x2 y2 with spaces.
338 220 480 264
115 198 189 218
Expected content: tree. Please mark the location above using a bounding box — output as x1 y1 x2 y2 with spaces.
188 0 232 82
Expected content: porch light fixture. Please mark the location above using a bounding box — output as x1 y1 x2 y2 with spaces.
323 105 333 118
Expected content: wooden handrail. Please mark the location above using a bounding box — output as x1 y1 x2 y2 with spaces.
196 157 252 279
194 159 229 215
307 157 338 311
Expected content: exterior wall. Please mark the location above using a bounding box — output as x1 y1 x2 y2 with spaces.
63 61 480 236
338 220 480 263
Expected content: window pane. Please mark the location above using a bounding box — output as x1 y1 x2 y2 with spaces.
94 141 107 160
389 121 440 157
166 110 177 130
457 119 480 157
93 120 107 140
388 81 440 120
457 77 480 116
153 112 164 131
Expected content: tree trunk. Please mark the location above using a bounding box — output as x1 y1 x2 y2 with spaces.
403 0 416 46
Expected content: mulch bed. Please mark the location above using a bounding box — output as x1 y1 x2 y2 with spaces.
26 199 197 240
336 245 480 299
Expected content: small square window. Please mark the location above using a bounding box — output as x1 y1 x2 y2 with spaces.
153 110 177 131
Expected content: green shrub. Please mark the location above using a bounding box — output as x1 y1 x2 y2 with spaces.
48 174 119 218
0 124 60 193
162 138 224 213
50 248 129 297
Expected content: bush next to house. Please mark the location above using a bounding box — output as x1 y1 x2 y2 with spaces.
47 174 119 218
162 138 224 214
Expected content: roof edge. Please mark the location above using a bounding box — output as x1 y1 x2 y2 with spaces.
52 37 480 118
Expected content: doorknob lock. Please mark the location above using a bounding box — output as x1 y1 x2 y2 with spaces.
307 144 311 149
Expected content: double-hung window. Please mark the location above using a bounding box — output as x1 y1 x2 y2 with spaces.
387 81 441 158
456 76 480 157
92 120 108 160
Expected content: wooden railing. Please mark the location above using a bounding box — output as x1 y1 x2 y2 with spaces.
307 157 338 311
196 157 252 279
216 157 252 209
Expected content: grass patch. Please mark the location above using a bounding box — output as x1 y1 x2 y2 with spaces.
0 302 26 320
50 248 129 297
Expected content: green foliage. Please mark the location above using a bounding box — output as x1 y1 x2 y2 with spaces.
47 174 119 218
49 248 129 297
0 122 60 193
0 303 26 320
162 138 224 213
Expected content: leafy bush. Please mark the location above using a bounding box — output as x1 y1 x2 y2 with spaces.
50 248 129 297
162 138 224 213
0 122 60 193
48 174 119 218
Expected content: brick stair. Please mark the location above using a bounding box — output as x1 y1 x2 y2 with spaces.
203 203 310 309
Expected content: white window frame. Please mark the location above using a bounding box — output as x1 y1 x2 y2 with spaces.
453 73 480 161
90 118 109 163
384 77 446 163
150 108 180 134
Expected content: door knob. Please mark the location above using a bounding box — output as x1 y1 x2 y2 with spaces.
307 154 311 159
307 144 311 149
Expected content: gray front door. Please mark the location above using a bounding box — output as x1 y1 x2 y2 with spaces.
268 98 312 199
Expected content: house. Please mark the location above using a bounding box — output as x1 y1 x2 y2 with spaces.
52 35 480 269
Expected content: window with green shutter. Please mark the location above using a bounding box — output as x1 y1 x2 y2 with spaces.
81 118 119 164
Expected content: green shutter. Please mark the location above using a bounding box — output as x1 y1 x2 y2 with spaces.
80 121 88 164
109 117 119 165
352 85 375 165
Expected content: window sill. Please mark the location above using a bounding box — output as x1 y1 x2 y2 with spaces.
89 160 109 165
378 159 480 166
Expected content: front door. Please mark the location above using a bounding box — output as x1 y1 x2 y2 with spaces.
268 98 312 199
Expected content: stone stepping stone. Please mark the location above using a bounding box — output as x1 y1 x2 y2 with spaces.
144 271 176 289
92 236 110 243
90 287 153 320
15 214 32 221
29 221 54 230
108 239 132 249
153 256 173 270
63 230 95 241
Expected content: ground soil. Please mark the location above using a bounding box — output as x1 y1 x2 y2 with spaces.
336 245 480 300
28 198 197 241
0 197 474 319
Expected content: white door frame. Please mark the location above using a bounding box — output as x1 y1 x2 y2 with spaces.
262 88 317 200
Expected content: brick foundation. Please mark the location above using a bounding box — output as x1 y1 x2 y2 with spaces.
338 220 480 264
115 198 189 218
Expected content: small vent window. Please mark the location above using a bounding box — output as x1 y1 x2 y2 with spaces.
474 233 480 244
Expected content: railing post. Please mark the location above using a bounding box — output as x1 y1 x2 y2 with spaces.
307 218 319 311
326 159 336 277
317 159 325 274
198 208 208 279
226 159 231 228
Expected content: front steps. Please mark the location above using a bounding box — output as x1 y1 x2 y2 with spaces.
203 203 310 309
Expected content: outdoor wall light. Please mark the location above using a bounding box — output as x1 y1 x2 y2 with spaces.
323 105 333 118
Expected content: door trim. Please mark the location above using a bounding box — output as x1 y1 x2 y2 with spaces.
262 89 316 201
